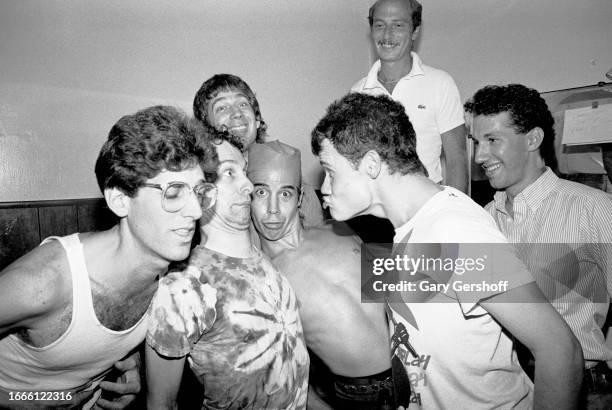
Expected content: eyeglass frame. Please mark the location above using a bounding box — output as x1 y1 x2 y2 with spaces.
142 181 218 213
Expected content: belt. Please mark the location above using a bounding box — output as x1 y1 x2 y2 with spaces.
334 369 394 395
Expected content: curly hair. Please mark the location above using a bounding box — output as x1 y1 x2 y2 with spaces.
193 73 267 144
95 105 218 196
464 84 558 172
368 0 422 31
195 122 247 183
311 93 426 176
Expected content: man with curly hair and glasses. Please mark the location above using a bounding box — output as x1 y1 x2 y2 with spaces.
0 105 217 409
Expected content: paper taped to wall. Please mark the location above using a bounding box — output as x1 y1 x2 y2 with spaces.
561 103 612 145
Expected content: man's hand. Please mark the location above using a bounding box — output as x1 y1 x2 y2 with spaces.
94 352 142 410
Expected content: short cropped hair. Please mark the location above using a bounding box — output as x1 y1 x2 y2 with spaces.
464 84 558 173
368 0 422 31
95 105 218 196
311 93 426 176
193 73 267 144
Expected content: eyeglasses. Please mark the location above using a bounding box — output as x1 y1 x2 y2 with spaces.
142 181 217 213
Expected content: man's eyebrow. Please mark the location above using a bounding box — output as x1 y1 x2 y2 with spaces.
212 92 248 102
211 96 228 105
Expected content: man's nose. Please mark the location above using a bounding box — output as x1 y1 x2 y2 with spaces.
240 177 254 195
268 196 280 214
321 174 331 195
183 190 204 220
230 104 243 118
383 25 392 40
473 141 488 164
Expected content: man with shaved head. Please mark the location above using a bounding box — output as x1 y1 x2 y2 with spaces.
248 141 393 409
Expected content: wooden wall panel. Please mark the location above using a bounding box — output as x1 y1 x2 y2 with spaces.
77 201 118 232
0 207 40 270
0 198 117 271
38 205 79 240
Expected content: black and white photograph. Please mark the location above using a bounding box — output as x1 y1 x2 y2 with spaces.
1 1 611 409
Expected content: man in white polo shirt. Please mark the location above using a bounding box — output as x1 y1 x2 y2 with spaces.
351 0 467 192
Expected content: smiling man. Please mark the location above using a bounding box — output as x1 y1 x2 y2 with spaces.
465 83 612 408
351 0 467 193
193 73 326 231
247 141 392 409
311 92 583 410
146 135 309 410
193 73 267 149
0 105 216 409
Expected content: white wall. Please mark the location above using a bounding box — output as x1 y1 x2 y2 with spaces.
412 0 612 101
1 0 611 201
0 0 372 201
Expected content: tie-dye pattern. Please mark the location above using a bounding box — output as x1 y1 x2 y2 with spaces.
147 246 309 410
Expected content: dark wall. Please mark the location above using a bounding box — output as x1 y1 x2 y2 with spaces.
0 199 118 270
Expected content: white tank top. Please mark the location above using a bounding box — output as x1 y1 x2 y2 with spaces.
0 233 148 400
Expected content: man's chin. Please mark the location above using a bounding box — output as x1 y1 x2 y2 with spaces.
262 232 285 242
329 207 353 222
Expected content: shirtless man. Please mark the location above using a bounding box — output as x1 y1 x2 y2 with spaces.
0 105 216 409
247 140 392 409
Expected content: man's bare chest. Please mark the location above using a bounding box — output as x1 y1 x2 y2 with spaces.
21 283 156 347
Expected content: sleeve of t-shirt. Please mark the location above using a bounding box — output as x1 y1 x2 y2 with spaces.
426 215 535 316
449 242 535 316
146 267 217 358
435 71 465 134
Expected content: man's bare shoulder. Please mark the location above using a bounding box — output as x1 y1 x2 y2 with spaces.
0 240 71 329
274 227 361 275
303 226 361 255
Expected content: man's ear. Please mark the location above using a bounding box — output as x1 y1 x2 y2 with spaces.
104 187 130 218
411 25 421 41
526 127 544 152
360 150 382 179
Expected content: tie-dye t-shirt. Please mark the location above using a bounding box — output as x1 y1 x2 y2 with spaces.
147 245 309 409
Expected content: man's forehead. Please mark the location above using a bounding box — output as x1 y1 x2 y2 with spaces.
211 90 248 104
216 141 245 164
319 139 340 160
473 112 514 132
147 167 204 183
253 181 299 190
373 0 413 19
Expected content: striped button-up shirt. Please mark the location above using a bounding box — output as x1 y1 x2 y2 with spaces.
486 168 612 365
